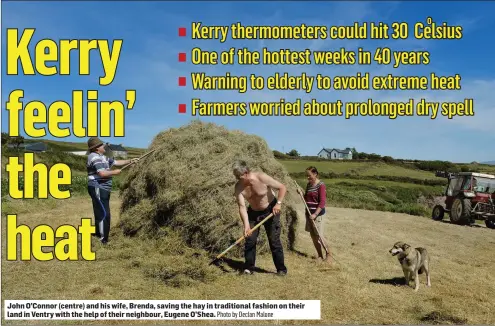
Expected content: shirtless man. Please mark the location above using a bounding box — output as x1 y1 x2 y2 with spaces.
232 160 288 276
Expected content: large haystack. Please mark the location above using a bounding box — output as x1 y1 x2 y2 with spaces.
118 121 301 258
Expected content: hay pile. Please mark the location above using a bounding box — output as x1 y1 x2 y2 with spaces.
118 121 301 258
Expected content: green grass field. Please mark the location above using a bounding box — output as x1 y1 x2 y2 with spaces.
278 159 445 217
3 192 494 325
23 139 147 157
461 163 495 174
279 158 495 218
294 177 443 217
279 159 445 180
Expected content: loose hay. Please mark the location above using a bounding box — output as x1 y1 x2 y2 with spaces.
118 121 300 259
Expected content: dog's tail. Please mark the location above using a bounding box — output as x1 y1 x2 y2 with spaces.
416 247 428 275
416 247 427 252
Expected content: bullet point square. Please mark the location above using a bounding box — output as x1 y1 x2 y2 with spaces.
178 77 186 86
178 53 186 62
178 27 186 37
178 104 186 113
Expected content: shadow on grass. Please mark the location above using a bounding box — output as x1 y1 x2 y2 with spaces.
212 257 273 274
439 220 484 228
420 311 467 324
292 249 310 258
369 276 406 286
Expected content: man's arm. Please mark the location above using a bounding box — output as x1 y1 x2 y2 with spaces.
258 173 287 203
235 189 250 228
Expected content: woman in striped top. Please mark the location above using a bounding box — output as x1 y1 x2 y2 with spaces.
302 166 327 260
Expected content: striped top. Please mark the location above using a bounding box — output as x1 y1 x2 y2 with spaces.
304 181 326 214
87 152 115 191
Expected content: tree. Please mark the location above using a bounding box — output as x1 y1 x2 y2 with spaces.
287 149 300 157
382 155 394 163
368 153 382 160
8 135 24 150
273 150 287 159
1 132 9 145
351 147 359 160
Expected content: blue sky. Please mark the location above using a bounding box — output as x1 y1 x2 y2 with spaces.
2 1 494 163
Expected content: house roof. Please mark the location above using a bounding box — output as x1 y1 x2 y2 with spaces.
107 144 127 151
321 147 352 154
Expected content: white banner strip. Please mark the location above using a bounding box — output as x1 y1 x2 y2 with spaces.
4 300 320 320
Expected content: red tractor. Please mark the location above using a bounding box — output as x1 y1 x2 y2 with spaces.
432 171 495 229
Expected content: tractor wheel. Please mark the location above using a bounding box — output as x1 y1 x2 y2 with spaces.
450 198 472 225
485 220 495 229
432 205 445 221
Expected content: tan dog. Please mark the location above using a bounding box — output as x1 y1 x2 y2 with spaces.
389 241 431 291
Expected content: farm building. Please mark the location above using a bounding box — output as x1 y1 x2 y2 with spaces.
106 143 128 159
318 147 353 160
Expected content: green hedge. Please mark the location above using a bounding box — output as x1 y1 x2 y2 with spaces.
289 172 446 186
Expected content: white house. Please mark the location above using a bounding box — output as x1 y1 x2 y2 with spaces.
318 147 353 160
106 144 128 159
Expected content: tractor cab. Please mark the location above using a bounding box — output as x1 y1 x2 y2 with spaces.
443 172 495 198
433 171 495 229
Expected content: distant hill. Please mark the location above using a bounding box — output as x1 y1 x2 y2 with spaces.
22 138 147 157
481 161 495 165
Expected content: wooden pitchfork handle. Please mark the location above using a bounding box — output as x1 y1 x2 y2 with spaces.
209 213 274 265
120 148 157 171
293 180 331 257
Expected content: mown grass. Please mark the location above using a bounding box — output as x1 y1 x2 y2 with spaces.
2 196 494 325
2 146 494 324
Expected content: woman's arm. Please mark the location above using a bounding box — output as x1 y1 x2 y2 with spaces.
97 169 121 177
317 183 327 213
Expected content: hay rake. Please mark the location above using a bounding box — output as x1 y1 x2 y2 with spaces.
209 213 274 265
120 148 158 171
